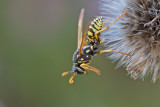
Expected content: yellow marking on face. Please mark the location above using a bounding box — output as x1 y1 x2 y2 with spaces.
86 50 90 53
81 58 84 60
91 46 93 50
86 55 88 58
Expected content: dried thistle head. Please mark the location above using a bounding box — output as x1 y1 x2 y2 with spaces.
99 0 160 82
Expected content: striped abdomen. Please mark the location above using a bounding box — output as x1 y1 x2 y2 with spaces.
87 16 103 45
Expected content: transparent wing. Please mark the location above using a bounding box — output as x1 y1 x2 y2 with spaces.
77 8 85 48
78 22 91 57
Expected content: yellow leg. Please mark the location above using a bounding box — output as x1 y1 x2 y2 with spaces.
62 72 70 77
98 50 131 56
83 40 89 46
95 10 127 35
95 34 100 45
95 35 105 45
80 64 101 75
69 72 77 84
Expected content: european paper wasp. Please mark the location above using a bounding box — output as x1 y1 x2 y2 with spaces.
62 9 130 84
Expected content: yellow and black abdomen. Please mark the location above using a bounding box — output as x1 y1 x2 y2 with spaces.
87 16 103 45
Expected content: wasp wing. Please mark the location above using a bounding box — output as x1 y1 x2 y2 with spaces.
77 8 85 49
78 22 91 57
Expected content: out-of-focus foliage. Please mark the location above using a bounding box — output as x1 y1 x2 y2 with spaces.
0 0 160 107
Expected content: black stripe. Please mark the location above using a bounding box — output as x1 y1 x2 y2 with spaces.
93 20 100 28
91 23 99 31
88 27 95 34
96 18 102 26
88 35 93 39
97 17 101 21
97 17 101 22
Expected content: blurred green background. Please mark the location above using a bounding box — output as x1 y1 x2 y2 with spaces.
0 0 160 107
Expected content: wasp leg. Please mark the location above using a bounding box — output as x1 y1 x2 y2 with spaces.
62 72 70 77
69 72 77 84
94 36 104 45
62 71 74 77
98 50 131 56
83 40 89 46
80 64 101 75
94 34 100 45
95 10 127 35
102 18 111 26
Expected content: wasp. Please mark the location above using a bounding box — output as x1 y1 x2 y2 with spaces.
62 9 130 84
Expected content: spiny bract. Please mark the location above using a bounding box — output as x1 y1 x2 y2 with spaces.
99 0 160 82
